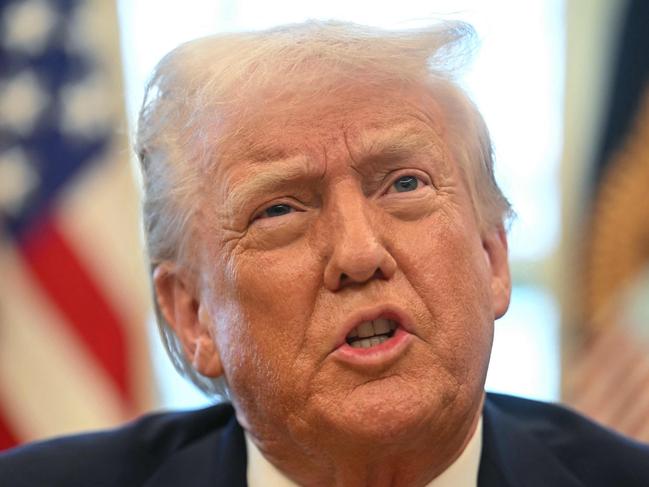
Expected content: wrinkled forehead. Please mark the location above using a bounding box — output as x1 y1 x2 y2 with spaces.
215 79 450 166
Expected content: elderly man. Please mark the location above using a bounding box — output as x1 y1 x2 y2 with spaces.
2 20 649 487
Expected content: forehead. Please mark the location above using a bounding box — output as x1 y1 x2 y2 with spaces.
218 81 449 164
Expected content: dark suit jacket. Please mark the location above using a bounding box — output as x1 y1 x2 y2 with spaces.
1 393 648 486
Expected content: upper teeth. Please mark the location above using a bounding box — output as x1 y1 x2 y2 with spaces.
348 318 397 340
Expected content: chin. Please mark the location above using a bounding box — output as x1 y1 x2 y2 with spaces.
313 376 461 452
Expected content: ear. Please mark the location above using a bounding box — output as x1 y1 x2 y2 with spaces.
153 263 223 378
482 224 512 319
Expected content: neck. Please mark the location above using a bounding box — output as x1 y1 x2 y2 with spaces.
244 395 484 487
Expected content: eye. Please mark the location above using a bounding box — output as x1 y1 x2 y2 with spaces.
255 203 295 220
389 175 424 193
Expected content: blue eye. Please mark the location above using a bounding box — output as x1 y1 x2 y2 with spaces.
392 175 420 193
260 204 294 219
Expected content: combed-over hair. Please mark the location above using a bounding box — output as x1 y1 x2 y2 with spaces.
136 20 512 398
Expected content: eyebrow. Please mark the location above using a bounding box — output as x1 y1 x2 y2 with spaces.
224 155 319 216
223 123 443 215
356 123 443 164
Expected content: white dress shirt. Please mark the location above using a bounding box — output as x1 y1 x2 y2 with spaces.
246 417 483 486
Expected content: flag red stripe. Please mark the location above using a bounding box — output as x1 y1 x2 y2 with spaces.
19 217 132 408
0 409 18 450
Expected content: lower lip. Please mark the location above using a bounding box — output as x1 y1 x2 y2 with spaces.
333 327 413 367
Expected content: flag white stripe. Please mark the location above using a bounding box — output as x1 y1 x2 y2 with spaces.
0 244 125 442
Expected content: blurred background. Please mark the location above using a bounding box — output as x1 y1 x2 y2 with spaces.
1 0 648 449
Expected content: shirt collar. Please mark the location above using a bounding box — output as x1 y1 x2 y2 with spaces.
245 416 483 487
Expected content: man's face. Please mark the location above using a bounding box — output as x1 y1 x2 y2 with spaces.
191 81 510 454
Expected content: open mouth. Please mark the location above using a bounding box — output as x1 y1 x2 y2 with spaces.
345 318 398 349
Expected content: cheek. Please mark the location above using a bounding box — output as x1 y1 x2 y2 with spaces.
214 239 322 380
238 241 319 317
393 211 489 297
390 214 493 370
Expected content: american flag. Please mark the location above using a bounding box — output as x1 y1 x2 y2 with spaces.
0 0 154 449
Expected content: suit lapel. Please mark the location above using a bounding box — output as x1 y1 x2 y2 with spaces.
143 413 247 487
479 395 582 487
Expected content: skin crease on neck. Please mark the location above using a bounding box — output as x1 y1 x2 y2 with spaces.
159 78 512 487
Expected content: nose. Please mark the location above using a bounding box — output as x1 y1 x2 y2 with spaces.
322 192 397 291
